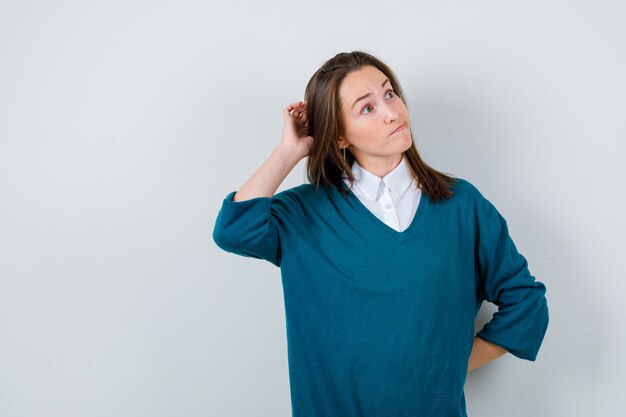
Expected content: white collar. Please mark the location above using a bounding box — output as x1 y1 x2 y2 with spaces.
346 155 414 202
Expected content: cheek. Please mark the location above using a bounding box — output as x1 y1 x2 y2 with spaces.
349 120 370 138
396 101 408 115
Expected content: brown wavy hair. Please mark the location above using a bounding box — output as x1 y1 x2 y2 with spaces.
303 50 457 202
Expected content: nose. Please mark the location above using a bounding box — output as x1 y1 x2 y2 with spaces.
384 104 398 123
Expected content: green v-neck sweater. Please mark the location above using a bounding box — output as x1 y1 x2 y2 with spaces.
212 177 549 417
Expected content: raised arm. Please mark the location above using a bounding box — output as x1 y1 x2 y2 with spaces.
233 101 313 201
212 101 314 267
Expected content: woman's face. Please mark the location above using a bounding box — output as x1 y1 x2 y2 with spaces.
338 65 412 173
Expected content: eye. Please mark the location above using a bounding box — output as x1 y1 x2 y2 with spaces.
360 89 395 115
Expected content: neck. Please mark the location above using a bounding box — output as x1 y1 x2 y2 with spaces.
355 154 404 179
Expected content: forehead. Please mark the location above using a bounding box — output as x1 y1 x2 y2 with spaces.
339 65 387 100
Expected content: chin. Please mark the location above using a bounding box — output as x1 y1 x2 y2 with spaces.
400 136 413 151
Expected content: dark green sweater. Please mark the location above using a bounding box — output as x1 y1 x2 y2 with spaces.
212 177 549 417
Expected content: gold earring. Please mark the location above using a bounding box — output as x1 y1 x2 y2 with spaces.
342 147 346 160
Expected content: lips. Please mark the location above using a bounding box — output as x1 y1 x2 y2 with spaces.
390 123 406 135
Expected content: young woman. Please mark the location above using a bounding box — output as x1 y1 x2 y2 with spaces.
213 50 549 417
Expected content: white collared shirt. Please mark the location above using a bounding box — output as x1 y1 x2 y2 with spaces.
342 155 422 232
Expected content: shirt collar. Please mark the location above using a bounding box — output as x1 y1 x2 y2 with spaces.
347 155 414 202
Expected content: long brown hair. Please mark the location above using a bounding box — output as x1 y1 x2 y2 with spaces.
303 50 457 203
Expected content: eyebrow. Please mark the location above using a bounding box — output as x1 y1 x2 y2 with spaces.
352 78 390 109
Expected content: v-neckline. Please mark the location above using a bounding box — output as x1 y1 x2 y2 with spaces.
338 181 428 241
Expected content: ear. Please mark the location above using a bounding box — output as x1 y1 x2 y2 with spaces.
337 136 348 149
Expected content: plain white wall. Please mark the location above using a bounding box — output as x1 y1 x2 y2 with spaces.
1 0 624 416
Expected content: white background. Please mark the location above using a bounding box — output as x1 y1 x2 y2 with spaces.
1 1 624 416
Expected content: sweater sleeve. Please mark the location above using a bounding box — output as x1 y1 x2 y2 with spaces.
212 189 300 267
473 190 549 361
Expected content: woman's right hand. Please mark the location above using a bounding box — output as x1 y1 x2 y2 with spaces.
278 101 314 162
